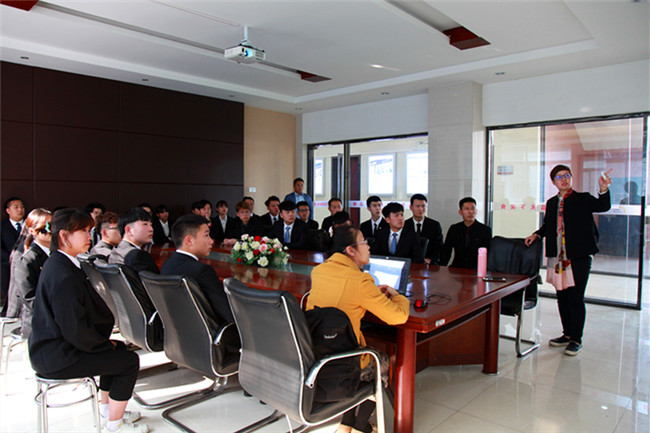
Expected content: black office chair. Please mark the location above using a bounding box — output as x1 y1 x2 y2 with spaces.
78 254 118 324
224 278 386 433
307 229 330 252
139 272 240 433
487 236 543 357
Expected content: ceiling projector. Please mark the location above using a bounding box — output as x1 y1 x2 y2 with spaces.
224 43 265 64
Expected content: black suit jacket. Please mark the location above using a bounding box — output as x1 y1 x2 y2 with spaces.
152 218 173 245
269 219 308 249
29 251 115 375
305 219 319 230
321 215 334 233
404 217 443 265
160 251 233 323
370 228 424 263
109 240 160 274
225 217 267 239
7 243 49 337
260 212 281 228
210 216 236 243
536 190 611 259
440 221 492 269
359 218 389 240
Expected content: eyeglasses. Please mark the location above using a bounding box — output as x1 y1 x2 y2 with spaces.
347 240 368 249
554 173 572 181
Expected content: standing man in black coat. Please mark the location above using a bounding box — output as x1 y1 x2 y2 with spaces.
440 197 492 269
1 197 25 315
161 214 233 323
525 165 612 356
404 194 443 265
370 202 423 263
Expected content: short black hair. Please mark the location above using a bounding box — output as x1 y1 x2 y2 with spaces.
293 177 304 185
4 197 22 210
154 204 168 215
550 164 572 181
118 207 151 236
242 196 254 202
410 194 427 205
137 202 152 210
458 197 476 209
381 202 404 218
191 199 211 211
264 195 280 207
328 197 342 207
366 196 381 208
279 200 297 212
216 200 228 208
296 200 309 209
332 211 351 226
328 225 360 256
84 202 106 214
171 214 210 246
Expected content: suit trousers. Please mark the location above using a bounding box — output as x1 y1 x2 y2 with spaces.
555 256 592 344
40 342 139 401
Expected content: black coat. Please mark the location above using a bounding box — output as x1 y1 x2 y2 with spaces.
29 252 114 375
404 217 443 265
259 212 282 228
152 218 173 245
359 218 388 241
536 190 611 259
225 217 267 240
370 228 423 263
210 216 236 243
440 221 492 269
109 240 160 274
160 251 233 323
269 219 308 250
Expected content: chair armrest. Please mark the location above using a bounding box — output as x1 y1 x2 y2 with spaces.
305 347 383 389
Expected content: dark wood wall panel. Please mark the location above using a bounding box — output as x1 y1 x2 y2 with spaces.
34 68 120 130
34 125 119 181
119 133 243 184
33 181 120 212
120 84 244 143
1 121 33 180
1 61 244 218
0 62 33 123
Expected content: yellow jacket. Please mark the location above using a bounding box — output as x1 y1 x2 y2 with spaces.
307 253 410 368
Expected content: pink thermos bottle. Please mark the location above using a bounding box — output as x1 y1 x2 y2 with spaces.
477 247 487 277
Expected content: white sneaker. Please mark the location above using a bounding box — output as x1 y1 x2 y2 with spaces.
101 411 142 427
102 420 149 433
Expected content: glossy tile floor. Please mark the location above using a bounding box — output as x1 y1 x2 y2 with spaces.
1 296 648 433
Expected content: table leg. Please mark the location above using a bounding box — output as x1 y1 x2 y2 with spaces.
394 328 417 433
483 300 500 374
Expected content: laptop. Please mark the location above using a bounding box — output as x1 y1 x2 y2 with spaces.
363 255 411 294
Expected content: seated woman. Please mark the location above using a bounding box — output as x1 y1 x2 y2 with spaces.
6 208 51 339
29 209 148 433
307 226 410 433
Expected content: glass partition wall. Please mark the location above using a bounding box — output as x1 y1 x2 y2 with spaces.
488 114 648 309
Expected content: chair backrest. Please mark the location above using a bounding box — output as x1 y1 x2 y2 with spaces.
224 278 316 422
94 262 163 351
79 255 118 324
487 236 543 311
307 229 329 252
139 272 239 379
418 237 429 262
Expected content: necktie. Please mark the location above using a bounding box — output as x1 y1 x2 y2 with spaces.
373 222 377 235
284 226 291 243
15 222 21 232
390 233 397 255
417 223 422 234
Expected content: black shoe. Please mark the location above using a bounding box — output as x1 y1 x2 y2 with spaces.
243 390 252 397
564 341 582 356
549 335 571 347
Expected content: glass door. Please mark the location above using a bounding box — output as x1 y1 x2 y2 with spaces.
308 143 345 227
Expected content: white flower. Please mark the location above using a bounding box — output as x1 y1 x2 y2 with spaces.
258 256 269 267
241 234 249 240
245 251 254 261
251 241 261 249
233 242 241 251
282 256 289 265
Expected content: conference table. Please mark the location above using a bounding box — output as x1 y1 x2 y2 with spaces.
150 245 530 433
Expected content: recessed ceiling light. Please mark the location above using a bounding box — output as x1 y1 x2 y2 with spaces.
381 91 390 95
295 107 302 111
371 64 385 69
495 72 506 76
142 78 149 81
20 56 29 60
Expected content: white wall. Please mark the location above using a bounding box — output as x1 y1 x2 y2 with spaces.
483 60 650 126
302 94 428 144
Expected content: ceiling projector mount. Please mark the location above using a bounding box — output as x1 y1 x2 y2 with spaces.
224 26 265 64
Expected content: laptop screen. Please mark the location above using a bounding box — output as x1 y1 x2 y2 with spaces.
363 255 411 294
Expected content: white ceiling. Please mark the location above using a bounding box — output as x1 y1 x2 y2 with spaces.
1 0 648 114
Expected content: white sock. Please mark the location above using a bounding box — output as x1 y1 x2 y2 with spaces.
100 403 110 419
106 418 123 432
